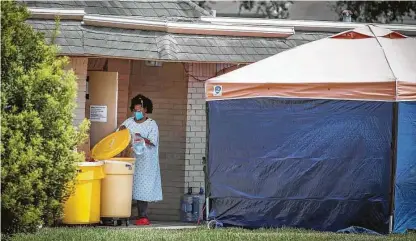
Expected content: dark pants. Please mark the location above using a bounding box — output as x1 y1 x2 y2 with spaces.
137 200 148 218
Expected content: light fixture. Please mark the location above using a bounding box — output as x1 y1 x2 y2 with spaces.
145 60 163 67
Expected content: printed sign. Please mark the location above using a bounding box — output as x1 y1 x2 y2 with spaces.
213 85 223 97
90 105 107 122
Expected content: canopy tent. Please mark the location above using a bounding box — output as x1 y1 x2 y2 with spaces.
206 25 416 101
204 25 416 234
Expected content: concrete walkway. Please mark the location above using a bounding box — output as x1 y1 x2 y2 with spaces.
100 221 200 230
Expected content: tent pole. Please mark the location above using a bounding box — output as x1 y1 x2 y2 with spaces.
389 102 399 234
204 101 211 221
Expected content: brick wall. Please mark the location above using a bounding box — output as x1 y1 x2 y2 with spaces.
66 57 88 126
129 60 188 221
106 59 132 126
184 63 242 194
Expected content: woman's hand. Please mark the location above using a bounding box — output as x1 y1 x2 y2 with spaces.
134 133 153 146
144 138 154 146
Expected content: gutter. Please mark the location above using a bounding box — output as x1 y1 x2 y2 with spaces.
83 15 166 32
83 14 294 38
29 8 85 20
201 16 416 36
167 22 294 38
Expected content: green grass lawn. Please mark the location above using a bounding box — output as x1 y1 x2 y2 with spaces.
9 227 416 241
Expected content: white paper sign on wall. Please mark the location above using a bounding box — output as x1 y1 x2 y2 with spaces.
90 105 107 122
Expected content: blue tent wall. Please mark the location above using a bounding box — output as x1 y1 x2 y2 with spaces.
394 101 416 233
208 98 393 233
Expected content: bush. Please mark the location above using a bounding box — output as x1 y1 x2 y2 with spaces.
1 0 89 235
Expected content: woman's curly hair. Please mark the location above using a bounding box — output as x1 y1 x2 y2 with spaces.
130 94 153 114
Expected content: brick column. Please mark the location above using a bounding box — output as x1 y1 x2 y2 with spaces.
185 65 208 194
185 63 241 194
66 57 88 126
185 63 217 194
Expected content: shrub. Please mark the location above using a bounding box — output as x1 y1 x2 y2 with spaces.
1 0 89 235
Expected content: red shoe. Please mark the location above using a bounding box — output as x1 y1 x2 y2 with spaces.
135 217 151 226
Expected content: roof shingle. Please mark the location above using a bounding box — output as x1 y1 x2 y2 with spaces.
27 19 332 63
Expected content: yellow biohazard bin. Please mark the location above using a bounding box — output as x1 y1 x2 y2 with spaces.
101 160 135 219
89 129 136 225
63 161 105 224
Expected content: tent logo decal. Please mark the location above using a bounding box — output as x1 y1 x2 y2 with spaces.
213 85 223 96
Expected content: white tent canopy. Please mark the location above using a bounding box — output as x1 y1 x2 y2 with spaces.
206 25 416 101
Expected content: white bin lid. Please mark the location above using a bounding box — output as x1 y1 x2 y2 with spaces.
77 161 104 167
103 160 133 165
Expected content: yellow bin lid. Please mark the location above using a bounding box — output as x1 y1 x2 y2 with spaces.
91 129 131 160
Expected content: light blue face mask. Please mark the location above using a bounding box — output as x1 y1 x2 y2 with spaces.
134 111 144 120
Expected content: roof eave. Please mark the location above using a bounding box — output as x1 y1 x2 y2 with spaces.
201 16 416 35
59 53 253 64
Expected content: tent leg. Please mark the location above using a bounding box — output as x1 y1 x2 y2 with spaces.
389 215 393 234
206 197 210 221
389 102 399 234
204 102 211 222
